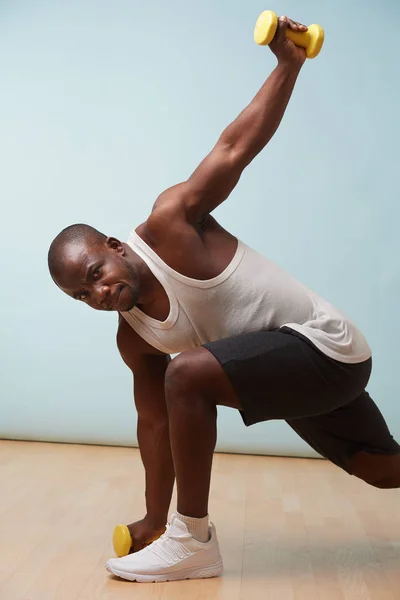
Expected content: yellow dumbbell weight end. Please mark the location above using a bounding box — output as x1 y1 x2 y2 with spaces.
254 10 324 59
113 524 132 557
254 10 278 46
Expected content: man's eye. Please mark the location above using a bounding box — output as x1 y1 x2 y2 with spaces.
93 267 101 280
78 292 88 301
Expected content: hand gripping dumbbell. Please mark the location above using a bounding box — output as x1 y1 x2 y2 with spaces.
112 523 162 557
254 10 325 59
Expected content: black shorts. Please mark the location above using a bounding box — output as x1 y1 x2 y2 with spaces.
203 327 400 471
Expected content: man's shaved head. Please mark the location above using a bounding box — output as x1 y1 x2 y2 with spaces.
48 223 141 312
48 224 107 280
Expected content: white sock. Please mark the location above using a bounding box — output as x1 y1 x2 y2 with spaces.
176 512 210 543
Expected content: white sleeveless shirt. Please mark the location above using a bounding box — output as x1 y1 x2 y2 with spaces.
121 230 371 364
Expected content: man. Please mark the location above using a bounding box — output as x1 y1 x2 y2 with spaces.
48 16 400 583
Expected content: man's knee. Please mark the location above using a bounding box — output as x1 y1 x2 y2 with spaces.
362 473 400 489
369 476 400 489
164 349 212 401
348 451 400 489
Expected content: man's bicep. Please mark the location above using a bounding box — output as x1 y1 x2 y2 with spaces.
185 142 244 219
151 141 245 226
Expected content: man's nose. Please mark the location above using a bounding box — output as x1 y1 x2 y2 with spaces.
96 285 111 308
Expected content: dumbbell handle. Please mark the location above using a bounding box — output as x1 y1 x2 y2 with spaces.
286 28 312 51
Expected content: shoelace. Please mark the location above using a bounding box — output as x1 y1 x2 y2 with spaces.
142 523 192 564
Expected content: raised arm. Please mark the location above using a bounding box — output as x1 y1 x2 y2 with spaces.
117 320 174 551
150 16 308 228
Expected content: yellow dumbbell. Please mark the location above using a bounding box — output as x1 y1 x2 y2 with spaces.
112 523 163 557
254 10 324 59
113 524 133 557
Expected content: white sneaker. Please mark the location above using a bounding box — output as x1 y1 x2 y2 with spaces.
105 513 223 583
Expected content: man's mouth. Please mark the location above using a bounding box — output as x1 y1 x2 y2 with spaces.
110 285 123 310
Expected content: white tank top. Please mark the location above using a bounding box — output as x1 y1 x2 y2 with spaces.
121 230 371 364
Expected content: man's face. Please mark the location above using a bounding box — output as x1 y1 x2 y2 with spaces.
54 239 139 312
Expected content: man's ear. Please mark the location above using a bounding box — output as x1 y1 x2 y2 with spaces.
106 237 125 254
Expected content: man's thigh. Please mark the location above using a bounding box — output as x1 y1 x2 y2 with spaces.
203 327 371 427
287 390 400 472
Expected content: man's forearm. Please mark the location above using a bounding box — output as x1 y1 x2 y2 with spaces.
137 418 175 528
221 61 302 165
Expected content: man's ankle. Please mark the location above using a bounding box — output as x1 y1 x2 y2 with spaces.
176 512 210 543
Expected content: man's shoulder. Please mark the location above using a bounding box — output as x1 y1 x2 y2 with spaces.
116 316 167 368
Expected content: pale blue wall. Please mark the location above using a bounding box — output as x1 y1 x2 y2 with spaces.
1 0 399 457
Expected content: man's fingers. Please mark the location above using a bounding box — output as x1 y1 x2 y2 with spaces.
275 15 308 44
131 540 147 553
288 18 308 32
275 15 288 41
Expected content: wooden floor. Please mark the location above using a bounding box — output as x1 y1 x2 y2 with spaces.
0 441 399 600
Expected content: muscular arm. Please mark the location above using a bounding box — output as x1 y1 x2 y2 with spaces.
117 319 174 529
183 62 301 219
149 16 307 229
134 355 175 528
